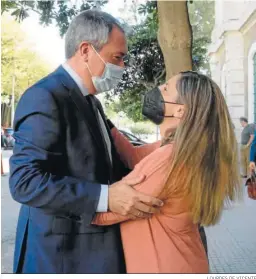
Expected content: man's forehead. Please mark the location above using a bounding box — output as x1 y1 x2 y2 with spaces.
106 26 128 51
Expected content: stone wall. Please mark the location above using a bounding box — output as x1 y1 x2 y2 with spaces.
243 17 256 120
209 1 256 143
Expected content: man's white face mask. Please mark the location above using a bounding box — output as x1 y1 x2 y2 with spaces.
86 45 125 94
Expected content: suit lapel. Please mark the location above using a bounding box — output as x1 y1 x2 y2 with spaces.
69 89 113 181
89 96 114 178
96 98 131 179
71 89 106 151
57 66 106 154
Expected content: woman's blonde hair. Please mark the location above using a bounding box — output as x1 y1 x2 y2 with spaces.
162 71 241 226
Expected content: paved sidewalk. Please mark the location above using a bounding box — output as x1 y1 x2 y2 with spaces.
206 189 256 273
1 150 256 273
1 150 19 274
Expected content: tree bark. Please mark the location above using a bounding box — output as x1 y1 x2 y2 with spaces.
157 0 193 80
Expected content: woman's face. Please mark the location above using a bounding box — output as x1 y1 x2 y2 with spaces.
159 74 185 138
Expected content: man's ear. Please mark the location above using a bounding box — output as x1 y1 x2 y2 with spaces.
78 42 90 62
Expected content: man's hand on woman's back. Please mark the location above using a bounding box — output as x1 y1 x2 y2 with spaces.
108 176 163 219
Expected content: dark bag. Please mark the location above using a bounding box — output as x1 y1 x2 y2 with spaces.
245 170 256 200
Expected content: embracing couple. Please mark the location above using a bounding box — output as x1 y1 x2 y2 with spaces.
10 10 240 274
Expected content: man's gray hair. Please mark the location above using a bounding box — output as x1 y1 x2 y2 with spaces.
65 10 125 59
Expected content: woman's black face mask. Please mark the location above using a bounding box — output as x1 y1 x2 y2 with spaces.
142 87 181 125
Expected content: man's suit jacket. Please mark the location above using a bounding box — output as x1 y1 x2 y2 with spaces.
9 66 129 273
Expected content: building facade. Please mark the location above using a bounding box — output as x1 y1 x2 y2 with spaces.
209 0 256 141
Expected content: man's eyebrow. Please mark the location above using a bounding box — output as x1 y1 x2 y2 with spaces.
114 52 126 57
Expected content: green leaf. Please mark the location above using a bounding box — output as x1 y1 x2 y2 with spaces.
1 1 18 14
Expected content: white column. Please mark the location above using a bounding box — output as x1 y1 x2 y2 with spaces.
248 42 256 123
209 53 221 87
224 31 245 141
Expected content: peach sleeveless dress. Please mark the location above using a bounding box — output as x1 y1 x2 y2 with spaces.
92 129 209 273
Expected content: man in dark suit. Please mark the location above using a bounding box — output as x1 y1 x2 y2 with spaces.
9 10 163 274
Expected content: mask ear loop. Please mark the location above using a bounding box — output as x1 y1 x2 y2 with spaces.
161 100 184 105
160 100 183 118
85 62 93 76
91 44 106 66
86 45 107 78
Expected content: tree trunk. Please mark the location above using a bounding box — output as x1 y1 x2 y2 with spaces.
157 0 192 80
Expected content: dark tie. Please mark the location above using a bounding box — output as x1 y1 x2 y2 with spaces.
87 95 112 165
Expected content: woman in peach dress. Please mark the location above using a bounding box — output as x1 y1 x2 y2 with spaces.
93 71 241 273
